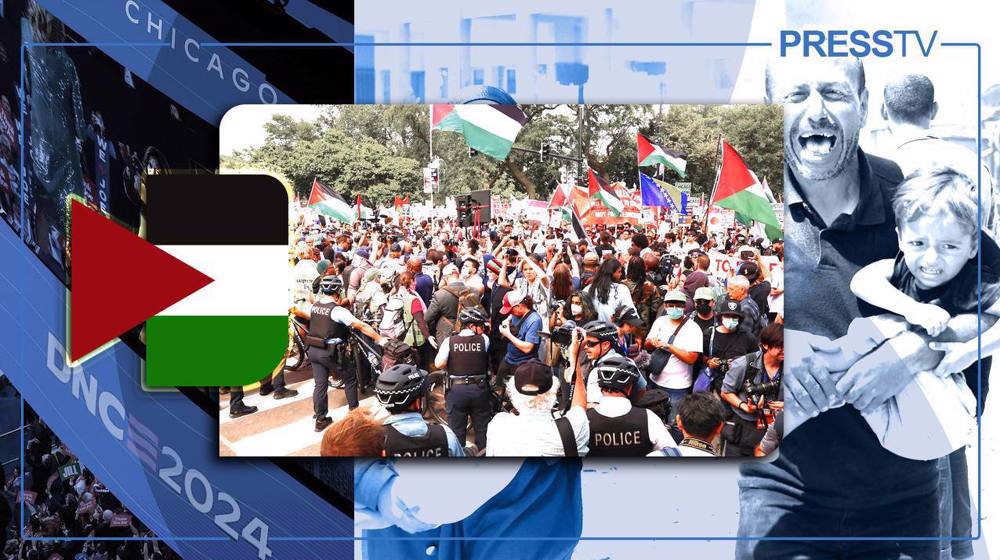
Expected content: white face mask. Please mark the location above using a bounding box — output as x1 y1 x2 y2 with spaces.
571 304 583 316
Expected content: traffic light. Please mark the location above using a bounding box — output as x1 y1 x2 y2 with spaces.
540 143 551 161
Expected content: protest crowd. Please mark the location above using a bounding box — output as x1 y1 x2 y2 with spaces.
2 404 179 560
241 193 784 459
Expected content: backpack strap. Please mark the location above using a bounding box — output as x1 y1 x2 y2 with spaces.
555 416 578 457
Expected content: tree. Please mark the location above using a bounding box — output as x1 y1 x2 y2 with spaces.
227 103 783 207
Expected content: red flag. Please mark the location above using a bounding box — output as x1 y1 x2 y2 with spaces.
710 139 756 204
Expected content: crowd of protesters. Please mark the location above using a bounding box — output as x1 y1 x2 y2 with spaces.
255 204 784 458
2 405 179 560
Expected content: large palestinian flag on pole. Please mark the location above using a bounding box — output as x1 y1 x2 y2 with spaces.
308 178 356 224
432 104 528 160
144 174 290 386
710 139 782 240
637 133 687 177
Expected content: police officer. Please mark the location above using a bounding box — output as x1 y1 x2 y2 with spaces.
375 364 466 457
227 371 297 419
585 356 675 456
298 276 385 432
568 320 647 406
434 308 492 451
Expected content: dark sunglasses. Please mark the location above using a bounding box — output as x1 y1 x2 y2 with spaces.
584 340 603 348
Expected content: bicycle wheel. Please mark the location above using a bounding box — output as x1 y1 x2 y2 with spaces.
284 331 307 371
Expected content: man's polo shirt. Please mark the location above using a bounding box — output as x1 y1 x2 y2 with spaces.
741 149 939 509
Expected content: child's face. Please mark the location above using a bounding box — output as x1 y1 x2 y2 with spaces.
897 214 977 289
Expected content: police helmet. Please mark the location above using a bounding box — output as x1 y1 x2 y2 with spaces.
582 320 618 343
320 275 344 295
593 355 641 392
458 307 489 327
375 364 429 412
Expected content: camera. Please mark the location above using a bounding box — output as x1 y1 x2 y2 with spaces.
740 250 755 260
745 379 781 400
713 358 733 374
550 321 576 346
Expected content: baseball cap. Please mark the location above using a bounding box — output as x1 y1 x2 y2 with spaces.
316 259 330 274
583 251 599 264
718 298 744 318
442 263 460 277
663 290 687 305
514 360 554 395
613 305 643 327
499 290 526 315
694 287 715 302
737 261 760 282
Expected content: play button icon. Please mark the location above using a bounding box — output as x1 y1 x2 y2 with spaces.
69 199 214 363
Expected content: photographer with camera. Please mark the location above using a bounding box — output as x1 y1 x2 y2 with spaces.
719 323 783 457
699 298 758 394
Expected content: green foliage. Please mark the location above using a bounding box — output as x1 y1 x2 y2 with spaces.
647 104 784 198
227 104 783 206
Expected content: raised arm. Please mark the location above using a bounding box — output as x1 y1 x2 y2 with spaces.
850 258 950 336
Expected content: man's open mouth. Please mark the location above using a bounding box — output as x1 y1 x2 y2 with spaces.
798 133 837 156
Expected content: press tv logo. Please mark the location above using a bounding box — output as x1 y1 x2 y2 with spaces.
779 29 939 57
69 174 289 387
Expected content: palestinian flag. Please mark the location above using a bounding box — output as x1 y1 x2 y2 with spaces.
432 104 528 160
565 206 588 244
637 133 687 177
548 183 570 209
711 139 782 241
308 178 355 224
587 168 624 216
144 174 290 387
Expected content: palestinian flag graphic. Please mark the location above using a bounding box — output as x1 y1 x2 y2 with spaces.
144 174 290 387
309 178 356 224
432 104 528 160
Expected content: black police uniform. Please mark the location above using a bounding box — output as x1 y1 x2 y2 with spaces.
443 331 491 450
585 407 652 456
308 300 359 416
229 372 287 410
383 424 450 457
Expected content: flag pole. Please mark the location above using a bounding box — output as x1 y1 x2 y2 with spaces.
703 135 724 231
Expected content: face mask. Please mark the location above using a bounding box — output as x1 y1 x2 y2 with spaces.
722 318 739 330
695 301 711 314
666 307 684 320
571 304 583 316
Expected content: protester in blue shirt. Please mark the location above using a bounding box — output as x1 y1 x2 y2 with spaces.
495 291 542 388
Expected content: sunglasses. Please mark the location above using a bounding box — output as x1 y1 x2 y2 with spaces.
584 340 603 348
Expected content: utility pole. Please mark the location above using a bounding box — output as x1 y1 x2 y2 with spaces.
577 104 585 180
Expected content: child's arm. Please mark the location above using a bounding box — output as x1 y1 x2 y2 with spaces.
850 258 950 336
930 300 1000 376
